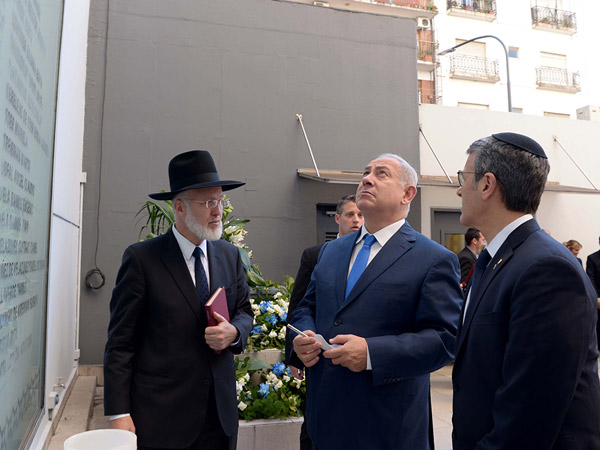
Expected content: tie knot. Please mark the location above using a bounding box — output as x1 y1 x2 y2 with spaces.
363 234 376 248
192 247 202 260
476 249 491 269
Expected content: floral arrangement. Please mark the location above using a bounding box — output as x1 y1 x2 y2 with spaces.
236 360 305 420
247 284 293 351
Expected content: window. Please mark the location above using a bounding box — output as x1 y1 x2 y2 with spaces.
540 52 567 69
544 111 570 118
458 102 489 110
508 47 519 58
511 107 523 113
456 39 486 57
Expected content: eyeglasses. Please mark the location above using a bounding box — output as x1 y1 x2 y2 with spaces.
183 198 231 209
457 170 477 187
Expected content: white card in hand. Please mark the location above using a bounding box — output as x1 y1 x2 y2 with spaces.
287 324 340 351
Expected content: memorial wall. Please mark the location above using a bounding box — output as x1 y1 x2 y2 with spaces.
0 0 63 448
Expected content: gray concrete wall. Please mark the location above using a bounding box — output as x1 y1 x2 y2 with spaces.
80 0 420 363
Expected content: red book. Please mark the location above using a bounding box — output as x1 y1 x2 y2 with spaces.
205 287 230 354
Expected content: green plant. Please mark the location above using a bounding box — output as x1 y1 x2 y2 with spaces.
247 280 293 351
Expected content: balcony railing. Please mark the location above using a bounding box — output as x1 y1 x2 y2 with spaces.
417 40 437 64
447 0 496 19
373 0 438 10
449 54 499 83
531 6 577 34
536 66 580 93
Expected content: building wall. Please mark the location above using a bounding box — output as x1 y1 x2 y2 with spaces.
432 0 600 117
80 0 420 364
418 104 600 264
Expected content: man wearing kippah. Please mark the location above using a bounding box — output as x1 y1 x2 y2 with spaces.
452 133 600 449
104 151 253 450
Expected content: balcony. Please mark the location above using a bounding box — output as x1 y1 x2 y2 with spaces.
447 0 496 21
373 0 438 11
418 79 438 104
531 6 577 34
536 66 580 93
417 40 438 70
449 54 499 83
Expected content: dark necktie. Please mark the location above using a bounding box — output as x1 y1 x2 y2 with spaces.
345 234 377 298
192 247 209 304
469 249 491 297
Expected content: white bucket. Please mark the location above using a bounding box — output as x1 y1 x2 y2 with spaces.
64 429 137 450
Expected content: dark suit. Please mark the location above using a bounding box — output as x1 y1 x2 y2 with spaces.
586 249 600 350
457 246 477 283
289 222 463 450
104 229 253 449
285 244 322 450
453 219 600 450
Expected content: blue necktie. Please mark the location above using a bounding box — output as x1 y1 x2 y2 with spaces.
469 249 491 296
192 247 209 304
345 235 377 299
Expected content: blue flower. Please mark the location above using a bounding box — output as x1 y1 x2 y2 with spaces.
272 362 286 376
258 383 271 398
266 314 278 326
285 367 293 377
251 325 263 335
279 312 287 322
260 301 273 314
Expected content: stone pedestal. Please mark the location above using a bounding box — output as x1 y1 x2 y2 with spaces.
238 417 303 450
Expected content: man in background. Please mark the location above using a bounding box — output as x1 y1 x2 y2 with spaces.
290 153 463 450
285 194 363 450
452 133 600 449
586 236 600 350
457 227 485 284
104 151 253 450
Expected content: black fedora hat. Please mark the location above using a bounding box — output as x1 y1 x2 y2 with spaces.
149 150 245 200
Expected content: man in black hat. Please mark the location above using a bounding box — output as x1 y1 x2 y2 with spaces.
104 151 253 450
452 133 600 449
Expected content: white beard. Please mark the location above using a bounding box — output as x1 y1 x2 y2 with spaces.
184 208 223 242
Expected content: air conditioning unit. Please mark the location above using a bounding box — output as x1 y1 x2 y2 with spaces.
576 105 600 122
417 17 431 29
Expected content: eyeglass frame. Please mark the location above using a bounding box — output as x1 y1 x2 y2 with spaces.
181 198 231 209
457 170 478 187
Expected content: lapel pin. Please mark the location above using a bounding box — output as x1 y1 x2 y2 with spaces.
493 258 503 270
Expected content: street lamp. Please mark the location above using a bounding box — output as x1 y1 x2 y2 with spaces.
438 35 512 113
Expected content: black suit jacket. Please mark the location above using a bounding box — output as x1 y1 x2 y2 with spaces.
104 229 253 448
285 244 323 364
453 219 600 450
587 249 600 296
457 247 477 283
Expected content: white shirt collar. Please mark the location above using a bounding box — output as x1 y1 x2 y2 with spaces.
355 218 406 248
485 214 533 259
172 224 208 260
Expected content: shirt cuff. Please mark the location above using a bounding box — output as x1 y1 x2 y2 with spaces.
109 413 130 421
366 342 372 371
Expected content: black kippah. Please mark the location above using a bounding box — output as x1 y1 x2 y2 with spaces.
492 132 547 159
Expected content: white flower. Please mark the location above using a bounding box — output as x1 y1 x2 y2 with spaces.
236 381 243 395
261 324 268 332
266 372 277 383
238 401 247 411
283 375 291 382
248 250 253 258
269 330 277 338
274 380 283 391
243 373 250 382
278 330 286 340
274 292 283 300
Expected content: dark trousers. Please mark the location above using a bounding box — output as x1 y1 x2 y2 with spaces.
299 418 313 450
139 386 236 450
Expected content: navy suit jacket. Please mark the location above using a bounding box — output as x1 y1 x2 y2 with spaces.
104 229 253 448
453 219 600 450
289 222 463 450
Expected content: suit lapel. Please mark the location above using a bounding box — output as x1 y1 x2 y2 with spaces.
339 223 416 312
159 229 204 323
207 241 225 295
457 218 540 352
